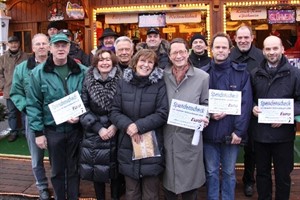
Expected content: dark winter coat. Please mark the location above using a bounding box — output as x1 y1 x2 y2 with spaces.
230 45 264 73
136 39 170 69
79 66 122 182
189 50 211 69
202 59 253 143
69 42 91 66
110 67 169 180
250 56 300 143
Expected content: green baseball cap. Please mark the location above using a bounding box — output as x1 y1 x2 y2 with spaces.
50 33 70 44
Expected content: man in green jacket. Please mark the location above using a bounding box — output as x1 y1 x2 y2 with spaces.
10 33 50 200
26 33 87 200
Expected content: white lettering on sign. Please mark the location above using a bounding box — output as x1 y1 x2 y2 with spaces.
231 8 267 20
166 12 201 23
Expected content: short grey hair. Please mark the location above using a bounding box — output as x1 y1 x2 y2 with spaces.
114 36 134 51
32 33 49 45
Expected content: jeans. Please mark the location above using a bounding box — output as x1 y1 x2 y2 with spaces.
25 116 48 191
45 127 82 200
203 142 240 200
254 141 294 200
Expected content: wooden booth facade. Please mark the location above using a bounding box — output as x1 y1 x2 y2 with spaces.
3 0 300 165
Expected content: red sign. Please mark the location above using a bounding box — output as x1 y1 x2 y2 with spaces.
268 10 295 24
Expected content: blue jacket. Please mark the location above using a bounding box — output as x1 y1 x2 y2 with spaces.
202 59 253 143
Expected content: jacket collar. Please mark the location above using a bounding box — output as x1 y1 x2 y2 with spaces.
43 54 82 74
26 55 37 70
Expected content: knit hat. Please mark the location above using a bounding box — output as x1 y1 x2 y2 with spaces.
47 21 59 30
50 33 70 44
99 28 118 40
190 33 208 46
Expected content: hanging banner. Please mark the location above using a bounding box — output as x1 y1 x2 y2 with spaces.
66 2 84 19
166 12 201 23
105 14 138 24
231 8 267 20
138 14 166 27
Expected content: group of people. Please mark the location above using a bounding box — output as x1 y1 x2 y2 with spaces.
0 23 299 200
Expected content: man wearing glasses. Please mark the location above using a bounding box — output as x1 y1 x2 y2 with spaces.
10 33 51 200
163 38 209 200
26 33 87 200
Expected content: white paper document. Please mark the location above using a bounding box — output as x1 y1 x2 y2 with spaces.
167 99 208 130
48 91 86 125
208 89 242 115
191 122 204 146
258 98 294 124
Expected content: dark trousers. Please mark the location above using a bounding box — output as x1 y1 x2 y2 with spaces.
243 131 255 185
93 174 125 200
6 99 24 132
45 127 82 200
163 188 198 200
125 175 160 200
254 141 294 200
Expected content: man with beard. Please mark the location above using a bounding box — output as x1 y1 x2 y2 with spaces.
251 35 300 200
114 36 134 72
10 33 50 200
230 25 264 197
189 33 211 69
97 28 118 53
136 27 170 69
0 36 28 142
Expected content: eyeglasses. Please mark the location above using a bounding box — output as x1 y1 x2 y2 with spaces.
34 42 49 47
170 50 187 57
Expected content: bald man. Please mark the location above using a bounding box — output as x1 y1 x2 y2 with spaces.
250 35 300 200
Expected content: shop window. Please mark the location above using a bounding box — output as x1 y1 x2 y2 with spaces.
14 31 32 53
225 6 298 51
95 10 208 45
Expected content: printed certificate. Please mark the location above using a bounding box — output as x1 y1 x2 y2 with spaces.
208 89 241 115
48 91 86 125
258 98 294 124
167 99 207 130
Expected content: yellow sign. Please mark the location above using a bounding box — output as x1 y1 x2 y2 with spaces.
163 27 176 33
179 24 202 33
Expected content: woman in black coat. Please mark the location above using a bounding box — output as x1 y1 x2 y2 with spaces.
110 49 169 200
79 49 123 200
